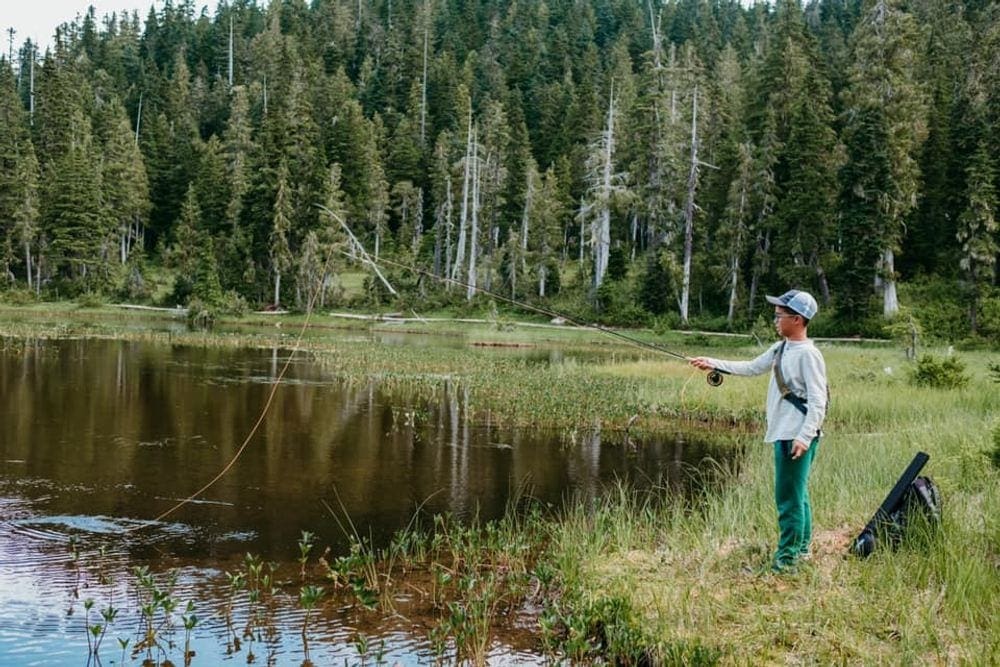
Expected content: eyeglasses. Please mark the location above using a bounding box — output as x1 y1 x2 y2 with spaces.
773 313 798 321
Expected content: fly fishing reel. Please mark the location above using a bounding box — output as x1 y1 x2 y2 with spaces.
706 370 725 387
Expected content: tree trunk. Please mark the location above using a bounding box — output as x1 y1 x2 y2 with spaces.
420 7 428 145
592 89 615 290
466 130 480 301
24 242 32 290
273 271 281 306
520 171 532 276
727 181 747 326
134 92 142 145
444 178 453 279
228 15 234 88
727 254 739 325
680 87 699 325
452 113 473 283
882 247 899 318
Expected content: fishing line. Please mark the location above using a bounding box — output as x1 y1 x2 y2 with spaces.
328 226 728 386
130 203 720 531
126 216 343 532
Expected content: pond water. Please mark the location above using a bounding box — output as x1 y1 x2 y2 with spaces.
0 336 736 665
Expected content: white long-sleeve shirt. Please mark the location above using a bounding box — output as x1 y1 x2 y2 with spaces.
702 339 828 444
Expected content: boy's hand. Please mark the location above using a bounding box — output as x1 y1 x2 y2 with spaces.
791 439 810 460
689 357 714 371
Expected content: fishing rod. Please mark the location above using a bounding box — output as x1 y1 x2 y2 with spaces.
318 204 729 387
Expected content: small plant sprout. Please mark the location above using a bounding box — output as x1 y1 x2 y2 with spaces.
223 569 246 652
83 598 95 656
182 601 198 666
93 604 118 658
298 531 316 580
117 637 130 666
351 631 369 662
299 585 324 651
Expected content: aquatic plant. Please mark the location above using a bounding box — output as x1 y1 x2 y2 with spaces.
181 601 198 666
298 530 316 580
222 569 246 652
298 584 324 662
117 637 130 666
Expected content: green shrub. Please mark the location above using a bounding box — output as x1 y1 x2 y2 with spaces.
0 288 38 305
989 422 1000 472
908 353 970 389
77 292 107 309
897 277 970 342
185 297 216 328
988 362 1000 384
218 290 249 317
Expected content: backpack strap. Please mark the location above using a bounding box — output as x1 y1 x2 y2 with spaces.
773 341 809 415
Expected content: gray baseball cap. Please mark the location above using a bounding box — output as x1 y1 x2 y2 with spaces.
766 289 818 320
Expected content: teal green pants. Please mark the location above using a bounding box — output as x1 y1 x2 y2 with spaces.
773 438 820 569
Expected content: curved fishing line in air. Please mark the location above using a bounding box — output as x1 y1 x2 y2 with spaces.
126 209 343 532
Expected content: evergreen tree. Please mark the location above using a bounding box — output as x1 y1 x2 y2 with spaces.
0 61 40 288
773 64 841 304
94 98 150 266
170 184 223 306
956 140 998 332
42 109 109 288
269 159 293 307
315 162 350 307
840 0 928 318
220 84 255 294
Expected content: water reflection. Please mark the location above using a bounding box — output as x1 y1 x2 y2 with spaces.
0 337 734 665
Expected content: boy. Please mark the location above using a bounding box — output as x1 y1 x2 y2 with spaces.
690 290 828 571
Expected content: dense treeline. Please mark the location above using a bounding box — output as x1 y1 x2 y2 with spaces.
0 0 997 339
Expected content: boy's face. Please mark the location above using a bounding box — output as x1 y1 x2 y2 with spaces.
773 308 802 337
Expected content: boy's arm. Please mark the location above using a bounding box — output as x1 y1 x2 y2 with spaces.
690 342 779 377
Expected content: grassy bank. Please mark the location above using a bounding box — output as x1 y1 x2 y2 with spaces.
1 307 997 663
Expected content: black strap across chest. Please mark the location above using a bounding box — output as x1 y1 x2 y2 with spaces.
773 341 809 415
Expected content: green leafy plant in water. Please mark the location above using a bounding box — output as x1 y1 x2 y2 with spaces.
83 598 96 657
298 530 316 580
346 632 386 667
117 637 130 666
181 600 198 666
325 539 379 609
222 569 245 653
437 573 504 666
299 585 324 664
129 566 179 664
92 604 119 659
238 553 279 663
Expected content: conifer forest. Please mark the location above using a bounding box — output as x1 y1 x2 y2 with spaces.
1 0 998 341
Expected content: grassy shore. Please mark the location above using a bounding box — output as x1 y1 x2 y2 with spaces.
1 304 997 664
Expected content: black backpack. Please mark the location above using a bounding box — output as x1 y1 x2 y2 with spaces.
885 476 942 546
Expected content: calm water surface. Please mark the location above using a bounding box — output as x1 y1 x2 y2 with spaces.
0 336 736 665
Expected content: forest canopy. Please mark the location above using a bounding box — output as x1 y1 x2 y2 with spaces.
0 0 998 341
